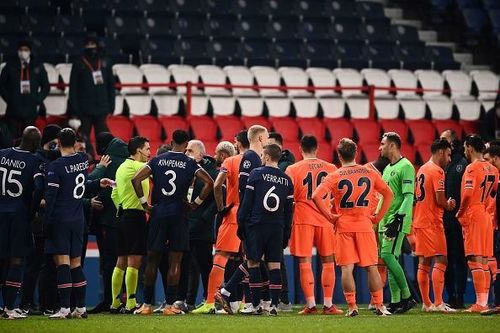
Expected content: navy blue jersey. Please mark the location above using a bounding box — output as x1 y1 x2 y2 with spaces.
238 149 262 203
237 166 294 228
148 151 201 217
0 147 44 212
45 153 89 223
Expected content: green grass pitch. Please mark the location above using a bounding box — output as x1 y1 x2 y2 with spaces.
1 307 499 333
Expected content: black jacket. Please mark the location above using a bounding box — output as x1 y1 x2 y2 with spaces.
188 156 219 242
68 55 115 117
0 57 49 120
278 149 295 172
443 148 468 226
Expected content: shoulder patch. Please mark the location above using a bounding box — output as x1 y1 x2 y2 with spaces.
243 160 251 169
403 180 413 184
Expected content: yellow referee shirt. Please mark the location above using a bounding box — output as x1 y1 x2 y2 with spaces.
111 158 150 211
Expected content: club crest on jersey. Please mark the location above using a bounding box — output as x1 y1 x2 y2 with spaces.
243 160 251 169
456 165 463 172
390 171 396 176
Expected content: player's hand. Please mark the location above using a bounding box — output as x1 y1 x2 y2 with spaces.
384 214 404 239
99 178 115 188
39 199 46 208
185 201 199 211
99 155 112 168
370 215 379 225
217 203 234 219
91 196 104 211
446 197 456 211
237 224 245 240
142 202 153 214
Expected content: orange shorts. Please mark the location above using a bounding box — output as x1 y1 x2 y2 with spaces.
414 227 447 258
290 224 335 257
335 232 378 267
215 206 240 253
462 218 491 257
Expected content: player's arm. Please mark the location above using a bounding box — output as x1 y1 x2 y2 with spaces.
456 169 474 219
283 183 295 248
191 167 214 209
132 164 152 211
396 164 415 217
236 174 256 239
44 164 60 224
213 171 228 212
373 175 393 224
312 175 335 222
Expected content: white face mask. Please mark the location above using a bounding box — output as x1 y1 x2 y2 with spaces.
18 50 30 61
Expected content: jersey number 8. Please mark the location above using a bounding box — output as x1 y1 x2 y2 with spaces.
73 173 86 199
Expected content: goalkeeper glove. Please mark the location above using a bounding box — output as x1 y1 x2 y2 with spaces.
384 213 404 238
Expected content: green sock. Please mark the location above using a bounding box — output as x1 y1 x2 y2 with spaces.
111 267 125 308
387 270 401 303
382 253 410 303
125 267 139 309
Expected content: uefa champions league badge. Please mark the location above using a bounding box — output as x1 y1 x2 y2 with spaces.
243 160 251 169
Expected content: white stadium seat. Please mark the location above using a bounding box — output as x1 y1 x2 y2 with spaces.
278 67 312 97
388 69 419 98
454 99 482 121
291 97 319 118
223 66 258 96
319 98 346 118
250 66 285 97
426 98 453 120
399 99 426 120
44 95 67 116
265 97 291 117
0 97 5 116
210 96 236 116
442 70 473 99
188 95 210 116
195 65 230 96
306 67 338 97
153 95 180 116
470 70 499 101
361 68 392 97
415 70 445 99
375 98 400 119
124 95 152 116
55 63 72 93
140 64 173 94
113 95 124 115
346 97 370 119
237 96 264 117
113 64 145 94
168 64 202 94
333 68 364 97
44 63 60 94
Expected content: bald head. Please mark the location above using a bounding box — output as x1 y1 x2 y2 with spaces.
19 126 41 153
186 140 206 162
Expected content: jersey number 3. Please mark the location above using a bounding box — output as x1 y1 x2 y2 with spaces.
338 177 371 208
161 170 177 196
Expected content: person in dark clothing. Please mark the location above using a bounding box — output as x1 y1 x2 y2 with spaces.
267 132 294 310
440 129 469 309
68 36 115 146
0 125 12 149
89 132 129 314
0 40 49 142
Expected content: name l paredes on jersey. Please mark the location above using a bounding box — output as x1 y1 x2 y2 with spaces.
64 160 89 173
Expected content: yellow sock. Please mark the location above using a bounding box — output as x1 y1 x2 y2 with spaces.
111 267 125 308
125 267 139 309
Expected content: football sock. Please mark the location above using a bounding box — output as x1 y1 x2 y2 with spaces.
378 261 387 286
56 264 72 309
468 261 484 305
125 267 139 309
143 285 154 305
206 254 228 303
387 270 401 303
165 285 178 305
243 278 251 303
343 291 356 309
299 262 315 308
111 267 125 308
248 267 262 308
71 266 87 308
268 269 282 307
3 264 22 310
483 263 491 307
370 289 383 307
432 263 446 306
225 262 249 296
417 264 431 306
260 263 270 302
488 257 497 282
381 253 410 300
322 262 335 308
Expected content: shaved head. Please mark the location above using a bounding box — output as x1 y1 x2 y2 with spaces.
19 126 41 153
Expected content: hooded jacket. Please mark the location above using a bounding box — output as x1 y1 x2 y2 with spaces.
278 149 296 172
443 144 468 227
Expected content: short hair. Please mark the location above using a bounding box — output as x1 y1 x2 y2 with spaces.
383 132 402 149
128 136 149 155
188 139 206 154
156 144 172 155
268 132 283 145
464 134 485 153
488 139 500 147
443 129 458 142
372 156 390 173
431 138 452 154
263 144 282 162
337 138 357 162
172 130 190 145
300 135 318 153
235 130 250 149
247 125 267 142
215 141 236 156
58 128 76 148
484 145 500 158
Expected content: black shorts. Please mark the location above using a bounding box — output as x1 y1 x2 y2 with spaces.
0 210 32 258
44 220 84 258
147 215 189 253
245 224 283 263
117 209 147 256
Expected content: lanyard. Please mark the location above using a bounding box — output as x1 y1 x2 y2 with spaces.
82 57 101 72
20 62 29 81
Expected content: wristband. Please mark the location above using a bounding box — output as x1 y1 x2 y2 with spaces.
194 197 204 205
139 196 147 205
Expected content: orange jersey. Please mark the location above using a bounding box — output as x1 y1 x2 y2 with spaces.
321 164 389 233
460 160 499 215
286 158 337 227
413 160 445 229
364 162 382 216
220 154 243 206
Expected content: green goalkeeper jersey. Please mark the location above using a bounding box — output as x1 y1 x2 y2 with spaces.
378 157 415 234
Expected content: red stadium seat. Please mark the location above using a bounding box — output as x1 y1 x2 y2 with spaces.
35 116 47 132
379 119 409 143
296 117 327 140
188 116 218 141
351 119 382 146
149 140 164 156
460 120 479 135
360 143 381 164
132 115 162 141
159 116 189 141
204 140 218 156
214 116 245 141
107 116 134 142
401 144 416 164
283 140 301 162
46 115 68 127
317 140 334 163
407 120 436 145
324 118 354 144
416 144 432 164
240 116 272 131
433 120 463 138
269 117 300 140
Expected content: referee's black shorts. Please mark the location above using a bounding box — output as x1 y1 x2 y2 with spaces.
117 209 147 256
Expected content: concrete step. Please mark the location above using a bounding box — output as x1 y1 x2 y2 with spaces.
391 19 422 30
453 53 474 66
426 41 457 52
418 30 438 43
384 7 404 20
463 64 492 72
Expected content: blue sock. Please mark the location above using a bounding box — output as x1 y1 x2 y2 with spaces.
225 263 249 295
71 266 87 308
165 285 178 305
260 263 270 302
269 269 282 307
248 267 262 308
3 264 23 310
56 265 72 309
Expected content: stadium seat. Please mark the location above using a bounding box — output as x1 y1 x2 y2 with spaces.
401 144 417 164
400 99 426 120
224 66 258 96
262 0 295 17
470 70 499 101
425 46 461 71
125 95 152 116
292 97 319 118
210 96 237 116
324 118 354 144
160 115 189 141
174 38 211 66
195 65 230 96
278 67 311 97
207 38 243 67
188 115 218 141
138 0 171 16
169 0 204 15
140 38 177 65
332 68 365 97
391 24 421 44
251 66 285 96
271 40 306 68
454 99 481 121
189 95 210 116
416 144 432 164
426 98 453 120
0 14 22 35
351 119 382 145
363 43 400 70
294 0 327 19
318 98 346 118
361 69 392 97
375 98 400 120
54 15 86 36
359 19 393 43
35 116 47 132
395 44 430 70
204 140 219 156
325 0 357 18
231 0 264 16
298 19 330 41
433 119 463 138
316 140 334 162
132 115 162 141
283 140 302 162
204 15 237 38
106 16 139 38
346 97 370 119
407 120 436 145
442 70 473 99
153 95 181 116
168 64 202 94
266 18 299 40
204 0 233 16
44 95 67 116
113 64 145 94
140 64 172 94
139 16 173 38
270 117 300 140
360 143 381 164
113 95 124 115
149 140 164 156
388 69 419 99
460 120 480 134
240 116 272 130
332 43 368 70
306 68 338 97
171 15 205 38
415 70 446 99
43 63 61 94
107 116 134 142
301 41 337 68
237 97 265 117
265 98 292 117
235 17 269 39
214 116 245 141
24 15 55 36
379 119 409 143
296 117 326 140
356 1 386 20
240 39 274 67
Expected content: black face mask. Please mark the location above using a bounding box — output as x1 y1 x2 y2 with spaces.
84 47 98 58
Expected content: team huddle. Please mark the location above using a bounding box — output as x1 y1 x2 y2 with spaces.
0 123 499 319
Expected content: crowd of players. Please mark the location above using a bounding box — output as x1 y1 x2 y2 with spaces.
0 122 499 319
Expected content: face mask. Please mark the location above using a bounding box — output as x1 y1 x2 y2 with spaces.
84 47 98 58
18 50 30 61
